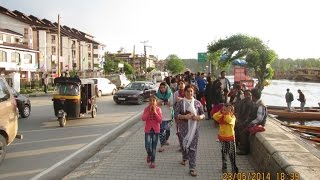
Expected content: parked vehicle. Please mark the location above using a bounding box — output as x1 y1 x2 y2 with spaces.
106 74 131 89
52 77 97 127
0 77 19 165
89 78 117 97
113 81 157 105
11 88 31 118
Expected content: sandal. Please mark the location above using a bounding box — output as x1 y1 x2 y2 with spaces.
180 160 186 166
158 147 165 152
189 169 197 177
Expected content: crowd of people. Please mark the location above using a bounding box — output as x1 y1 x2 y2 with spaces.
141 70 268 177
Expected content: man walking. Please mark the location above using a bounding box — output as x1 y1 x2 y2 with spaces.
285 89 294 111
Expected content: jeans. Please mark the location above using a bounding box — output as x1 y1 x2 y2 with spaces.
145 129 159 163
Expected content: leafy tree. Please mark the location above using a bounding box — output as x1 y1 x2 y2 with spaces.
166 54 185 74
208 34 277 91
146 67 154 73
103 54 117 75
123 62 134 74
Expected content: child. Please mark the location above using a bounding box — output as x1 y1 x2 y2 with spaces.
213 104 238 173
141 96 163 168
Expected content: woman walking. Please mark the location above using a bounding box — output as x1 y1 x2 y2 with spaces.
155 82 174 152
174 85 205 176
141 96 162 168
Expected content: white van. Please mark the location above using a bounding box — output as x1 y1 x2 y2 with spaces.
153 72 167 82
89 78 117 97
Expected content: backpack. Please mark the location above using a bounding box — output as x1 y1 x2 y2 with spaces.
289 93 294 102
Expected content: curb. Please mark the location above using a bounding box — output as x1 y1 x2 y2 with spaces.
30 111 143 180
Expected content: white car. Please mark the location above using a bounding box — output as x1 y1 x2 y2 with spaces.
89 78 117 97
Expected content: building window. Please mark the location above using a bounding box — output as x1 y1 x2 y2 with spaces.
52 47 56 55
24 54 32 64
93 54 98 58
0 34 3 41
0 51 7 62
15 38 20 43
51 35 56 44
11 52 20 63
88 52 91 59
24 28 28 37
87 44 91 50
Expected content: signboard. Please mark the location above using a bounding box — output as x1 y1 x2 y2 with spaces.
118 63 124 68
197 52 207 62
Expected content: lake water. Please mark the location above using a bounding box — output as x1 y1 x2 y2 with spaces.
227 76 320 107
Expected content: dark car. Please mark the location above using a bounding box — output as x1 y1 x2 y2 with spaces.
113 81 157 105
12 88 31 118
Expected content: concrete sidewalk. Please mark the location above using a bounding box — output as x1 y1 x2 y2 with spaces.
65 120 255 180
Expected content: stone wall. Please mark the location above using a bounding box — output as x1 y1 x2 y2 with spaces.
249 118 320 180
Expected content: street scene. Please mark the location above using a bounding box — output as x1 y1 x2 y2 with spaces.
1 1 320 180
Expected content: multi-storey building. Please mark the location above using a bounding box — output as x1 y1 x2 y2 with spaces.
0 5 106 81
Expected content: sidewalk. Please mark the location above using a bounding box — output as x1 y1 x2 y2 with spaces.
65 120 255 180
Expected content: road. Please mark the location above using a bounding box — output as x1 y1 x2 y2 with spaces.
0 95 145 180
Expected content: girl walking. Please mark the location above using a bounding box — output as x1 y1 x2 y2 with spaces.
213 104 238 173
142 96 163 168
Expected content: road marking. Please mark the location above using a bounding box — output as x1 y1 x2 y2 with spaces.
20 122 118 133
6 144 85 159
12 134 101 146
0 168 45 179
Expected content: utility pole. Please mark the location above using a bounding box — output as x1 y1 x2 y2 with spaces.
57 14 61 76
140 40 151 73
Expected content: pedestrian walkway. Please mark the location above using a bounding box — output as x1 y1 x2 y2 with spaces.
65 120 255 180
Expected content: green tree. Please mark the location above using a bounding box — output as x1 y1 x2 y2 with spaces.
208 34 277 90
123 62 134 74
165 54 185 74
103 54 117 75
146 67 154 73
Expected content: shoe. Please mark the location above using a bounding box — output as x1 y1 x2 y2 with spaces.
146 155 151 163
236 151 248 155
158 147 165 152
150 163 156 168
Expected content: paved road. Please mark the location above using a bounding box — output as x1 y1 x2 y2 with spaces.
0 95 145 180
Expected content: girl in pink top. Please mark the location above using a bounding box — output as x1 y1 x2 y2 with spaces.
142 96 162 168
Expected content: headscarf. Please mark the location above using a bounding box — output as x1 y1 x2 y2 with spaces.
155 83 172 100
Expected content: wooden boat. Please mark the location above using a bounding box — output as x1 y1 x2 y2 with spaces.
267 105 320 112
281 124 320 132
268 109 320 120
300 134 320 143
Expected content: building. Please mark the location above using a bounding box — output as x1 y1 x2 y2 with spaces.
0 5 106 81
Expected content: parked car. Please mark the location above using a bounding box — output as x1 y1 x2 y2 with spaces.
89 78 117 97
106 74 131 89
113 81 157 105
11 88 31 118
0 77 18 165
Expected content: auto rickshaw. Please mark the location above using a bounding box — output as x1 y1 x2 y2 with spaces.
52 77 97 127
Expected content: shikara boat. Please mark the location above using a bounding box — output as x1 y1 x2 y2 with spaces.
281 123 320 132
268 109 320 120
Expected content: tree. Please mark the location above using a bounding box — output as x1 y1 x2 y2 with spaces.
207 34 277 91
123 62 134 74
165 54 185 74
103 54 117 75
146 67 154 73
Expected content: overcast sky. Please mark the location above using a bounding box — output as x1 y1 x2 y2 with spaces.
1 0 320 60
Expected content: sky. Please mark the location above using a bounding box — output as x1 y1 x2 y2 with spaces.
1 0 320 60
